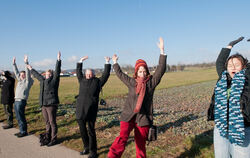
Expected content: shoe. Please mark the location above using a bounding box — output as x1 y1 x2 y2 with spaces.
80 149 89 155
14 132 21 136
17 132 28 138
47 140 57 147
2 125 13 129
88 152 98 158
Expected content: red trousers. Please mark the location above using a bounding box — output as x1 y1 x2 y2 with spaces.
108 117 149 158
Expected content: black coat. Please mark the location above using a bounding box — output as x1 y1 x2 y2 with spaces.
207 48 250 126
0 75 15 105
75 63 111 120
31 60 61 106
113 54 166 126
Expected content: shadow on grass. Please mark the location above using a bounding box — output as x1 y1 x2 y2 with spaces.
57 133 81 144
177 129 213 158
158 114 199 133
98 137 134 156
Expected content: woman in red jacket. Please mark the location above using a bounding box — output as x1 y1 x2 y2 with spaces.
108 37 167 158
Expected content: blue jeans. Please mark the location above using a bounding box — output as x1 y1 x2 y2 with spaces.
214 126 250 158
14 100 27 134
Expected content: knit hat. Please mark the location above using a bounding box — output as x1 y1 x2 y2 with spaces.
134 59 149 78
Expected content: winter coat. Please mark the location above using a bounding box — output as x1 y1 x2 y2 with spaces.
75 63 111 120
0 73 15 105
13 62 34 100
207 48 250 126
31 60 61 106
113 54 166 127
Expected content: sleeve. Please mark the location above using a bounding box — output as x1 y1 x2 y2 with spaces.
216 48 231 77
113 63 135 87
76 62 83 82
25 62 34 86
31 68 44 82
13 63 20 81
151 54 167 88
53 60 61 81
99 64 111 87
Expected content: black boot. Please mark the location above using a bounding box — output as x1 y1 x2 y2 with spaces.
88 152 98 158
228 36 244 47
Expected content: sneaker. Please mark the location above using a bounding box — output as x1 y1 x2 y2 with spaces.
88 152 98 158
80 149 89 155
46 140 57 147
14 132 21 136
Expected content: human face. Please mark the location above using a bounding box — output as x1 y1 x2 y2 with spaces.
20 72 26 80
45 71 52 79
137 66 147 78
85 69 93 79
227 58 243 78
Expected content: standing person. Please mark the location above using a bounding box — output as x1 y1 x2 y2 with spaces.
12 55 34 137
208 37 250 158
76 56 111 158
27 52 61 146
108 37 167 158
0 71 15 129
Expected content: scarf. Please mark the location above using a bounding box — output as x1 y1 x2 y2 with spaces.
134 76 150 113
214 69 246 145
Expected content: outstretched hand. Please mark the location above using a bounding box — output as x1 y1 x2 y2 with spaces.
112 54 118 64
13 57 16 64
24 55 28 63
26 65 32 70
80 56 88 62
57 51 61 60
157 37 164 54
104 56 111 63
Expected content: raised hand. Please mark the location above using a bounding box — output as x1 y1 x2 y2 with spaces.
13 57 16 64
80 56 88 62
228 36 244 47
104 56 111 63
57 51 61 60
112 54 118 64
157 37 164 54
26 65 32 70
24 55 28 63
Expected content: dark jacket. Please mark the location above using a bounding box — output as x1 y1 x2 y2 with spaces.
113 54 167 127
0 73 15 105
207 48 250 126
75 63 111 120
31 60 61 106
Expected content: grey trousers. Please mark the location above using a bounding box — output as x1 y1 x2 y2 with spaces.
42 106 57 141
3 103 13 126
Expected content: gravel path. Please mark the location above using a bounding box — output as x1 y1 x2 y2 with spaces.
0 123 87 158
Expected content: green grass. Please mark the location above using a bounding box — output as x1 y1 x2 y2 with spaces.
0 66 217 158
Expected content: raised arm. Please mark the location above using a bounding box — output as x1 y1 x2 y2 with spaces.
216 37 244 76
77 56 88 82
112 54 135 87
24 55 33 85
53 51 61 80
151 37 167 87
27 65 44 82
12 57 20 81
99 57 111 87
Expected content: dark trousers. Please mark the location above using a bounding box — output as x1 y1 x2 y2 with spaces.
14 100 27 133
77 119 97 153
3 103 13 126
42 106 57 141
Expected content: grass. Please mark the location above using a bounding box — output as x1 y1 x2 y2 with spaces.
0 66 218 158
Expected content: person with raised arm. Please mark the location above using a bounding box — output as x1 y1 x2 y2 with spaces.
76 56 111 158
108 37 167 158
208 37 250 158
27 52 61 146
12 55 34 137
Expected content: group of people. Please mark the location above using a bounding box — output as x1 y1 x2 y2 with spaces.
0 37 250 158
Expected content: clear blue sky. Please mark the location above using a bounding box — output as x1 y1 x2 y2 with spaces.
0 0 250 70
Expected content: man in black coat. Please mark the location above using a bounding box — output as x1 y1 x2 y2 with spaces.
0 71 15 129
76 56 111 158
27 52 61 146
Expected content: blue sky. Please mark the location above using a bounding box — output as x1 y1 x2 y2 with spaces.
0 0 250 70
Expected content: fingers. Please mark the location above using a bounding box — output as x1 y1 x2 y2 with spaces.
24 55 28 63
157 37 164 53
13 57 16 64
112 54 118 63
104 56 111 62
57 51 61 60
